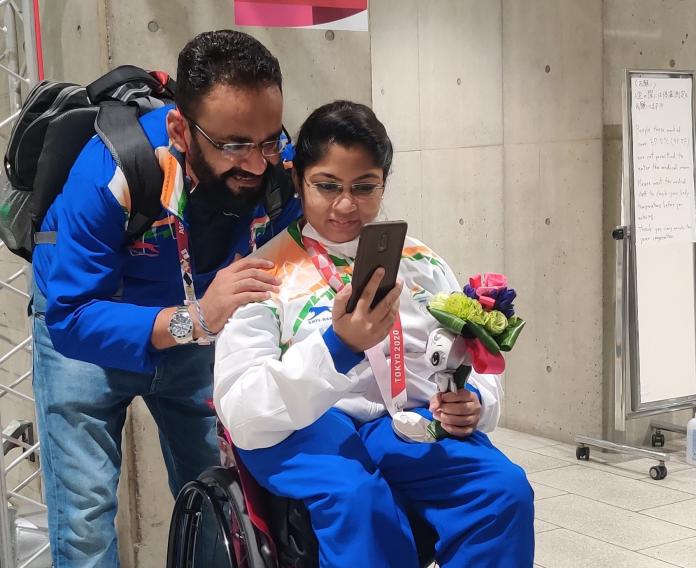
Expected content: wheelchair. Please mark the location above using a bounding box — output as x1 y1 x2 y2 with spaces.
166 421 437 568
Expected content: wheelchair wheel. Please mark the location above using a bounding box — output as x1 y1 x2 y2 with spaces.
217 473 267 568
167 466 267 568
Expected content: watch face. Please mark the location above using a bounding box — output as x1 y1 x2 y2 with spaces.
170 311 193 339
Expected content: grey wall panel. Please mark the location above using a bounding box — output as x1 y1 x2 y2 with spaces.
504 140 603 438
40 0 108 83
370 0 420 152
382 150 424 240
503 0 602 144
420 145 505 282
604 0 696 126
418 0 503 150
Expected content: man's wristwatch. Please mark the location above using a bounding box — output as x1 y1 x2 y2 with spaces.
168 306 194 344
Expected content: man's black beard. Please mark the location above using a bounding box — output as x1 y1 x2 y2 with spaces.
190 176 267 217
187 135 267 217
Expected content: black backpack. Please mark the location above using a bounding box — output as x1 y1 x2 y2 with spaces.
0 65 294 262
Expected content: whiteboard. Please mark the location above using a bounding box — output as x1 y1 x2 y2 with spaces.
626 70 696 411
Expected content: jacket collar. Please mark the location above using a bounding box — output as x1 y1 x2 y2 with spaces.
158 144 190 220
301 222 359 259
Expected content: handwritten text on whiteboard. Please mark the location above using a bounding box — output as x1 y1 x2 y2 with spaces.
631 76 696 245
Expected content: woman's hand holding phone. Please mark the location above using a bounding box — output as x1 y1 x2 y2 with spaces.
332 268 404 353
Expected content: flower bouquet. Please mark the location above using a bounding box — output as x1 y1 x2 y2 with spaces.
425 273 525 439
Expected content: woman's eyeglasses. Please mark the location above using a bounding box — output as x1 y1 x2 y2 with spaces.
305 180 385 202
187 116 288 159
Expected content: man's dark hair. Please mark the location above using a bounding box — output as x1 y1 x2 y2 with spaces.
176 30 282 117
293 100 393 185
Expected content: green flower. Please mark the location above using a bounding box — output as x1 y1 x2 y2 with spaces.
429 292 450 312
442 293 487 325
485 310 508 335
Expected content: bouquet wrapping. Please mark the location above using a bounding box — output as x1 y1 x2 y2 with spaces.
425 273 525 440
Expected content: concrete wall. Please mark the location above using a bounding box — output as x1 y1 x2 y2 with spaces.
375 0 604 441
40 0 109 84
6 0 692 565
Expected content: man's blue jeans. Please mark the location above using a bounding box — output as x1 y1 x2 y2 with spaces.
31 286 220 567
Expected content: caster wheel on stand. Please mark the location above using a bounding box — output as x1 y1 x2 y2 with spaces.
576 446 590 461
649 464 668 480
651 432 665 447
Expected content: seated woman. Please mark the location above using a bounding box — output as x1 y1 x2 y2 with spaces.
214 101 534 568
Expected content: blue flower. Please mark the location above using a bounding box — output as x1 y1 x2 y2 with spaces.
494 288 516 318
463 284 478 300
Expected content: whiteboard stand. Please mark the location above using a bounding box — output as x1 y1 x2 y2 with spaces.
575 70 696 480
575 225 670 480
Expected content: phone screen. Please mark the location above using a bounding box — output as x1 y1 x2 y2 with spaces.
346 220 408 313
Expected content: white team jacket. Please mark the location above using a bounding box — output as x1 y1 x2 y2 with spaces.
214 221 504 450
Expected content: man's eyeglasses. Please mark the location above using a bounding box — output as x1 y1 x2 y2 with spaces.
187 116 288 160
305 179 385 202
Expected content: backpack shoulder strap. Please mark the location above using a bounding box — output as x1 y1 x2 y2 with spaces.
87 66 176 105
264 164 295 222
95 101 163 241
87 65 161 103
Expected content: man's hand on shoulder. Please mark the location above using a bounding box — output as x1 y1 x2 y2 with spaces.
151 254 280 350
199 254 280 334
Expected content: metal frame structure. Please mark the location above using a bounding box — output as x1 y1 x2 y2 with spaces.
575 69 696 480
0 2 43 567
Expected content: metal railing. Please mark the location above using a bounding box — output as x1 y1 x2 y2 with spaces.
0 1 43 567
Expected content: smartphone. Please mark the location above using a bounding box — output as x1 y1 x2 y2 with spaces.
346 220 408 313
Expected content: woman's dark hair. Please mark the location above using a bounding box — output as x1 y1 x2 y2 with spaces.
293 101 393 186
176 30 282 118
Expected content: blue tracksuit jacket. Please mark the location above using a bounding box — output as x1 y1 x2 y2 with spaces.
32 105 301 373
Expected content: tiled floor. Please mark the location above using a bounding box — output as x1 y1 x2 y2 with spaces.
488 427 696 567
14 426 696 567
